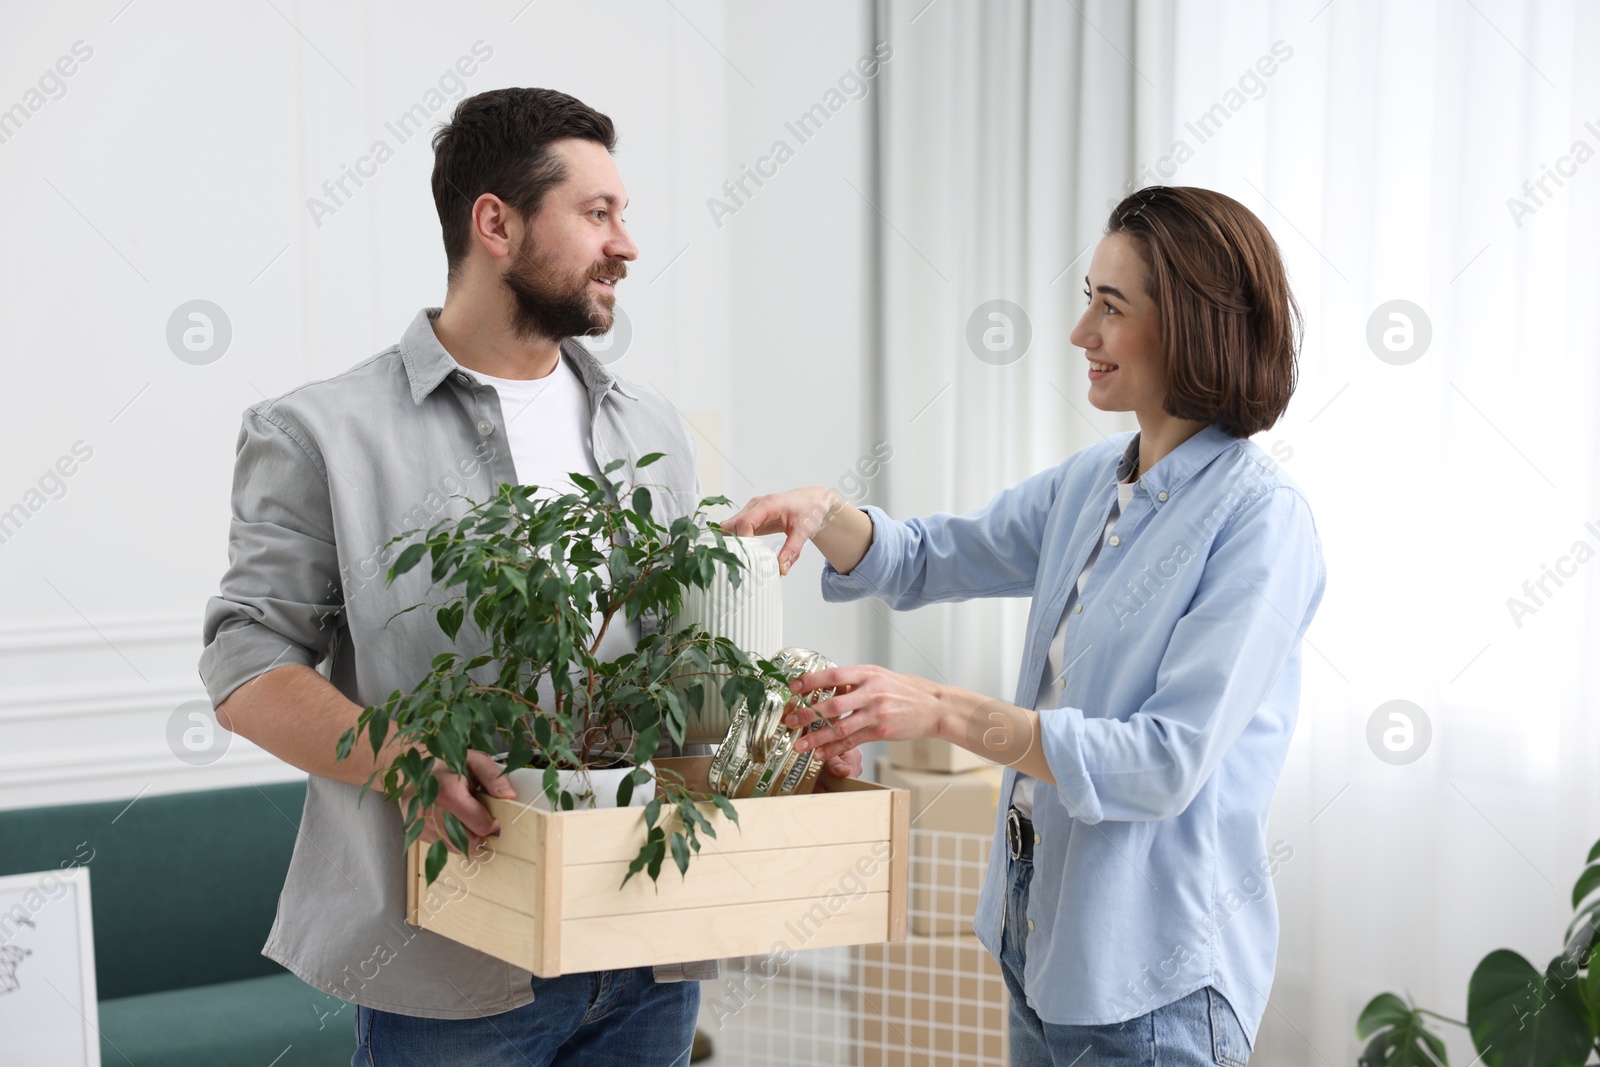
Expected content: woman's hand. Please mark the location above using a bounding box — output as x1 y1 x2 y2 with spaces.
782 665 957 763
819 747 865 779
782 666 1051 780
721 487 874 576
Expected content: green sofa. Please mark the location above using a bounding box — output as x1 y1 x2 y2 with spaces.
0 780 354 1065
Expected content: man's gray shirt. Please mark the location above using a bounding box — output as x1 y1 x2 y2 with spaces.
199 307 713 1019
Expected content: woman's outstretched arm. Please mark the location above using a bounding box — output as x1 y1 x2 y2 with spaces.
724 459 1075 609
721 486 874 576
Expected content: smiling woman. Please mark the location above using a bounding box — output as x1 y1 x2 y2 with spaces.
1079 186 1301 442
726 186 1325 1065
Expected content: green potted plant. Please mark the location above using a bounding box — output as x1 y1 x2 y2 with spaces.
1356 835 1600 1067
335 454 798 890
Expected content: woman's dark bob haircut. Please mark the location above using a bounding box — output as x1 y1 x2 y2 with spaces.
1106 186 1302 438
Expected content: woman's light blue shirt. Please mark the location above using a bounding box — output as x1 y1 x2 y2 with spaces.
819 422 1326 1045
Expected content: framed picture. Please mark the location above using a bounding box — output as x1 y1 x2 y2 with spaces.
0 866 100 1066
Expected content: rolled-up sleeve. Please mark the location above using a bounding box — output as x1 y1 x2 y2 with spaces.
820 463 1066 609
199 406 343 709
1041 485 1325 823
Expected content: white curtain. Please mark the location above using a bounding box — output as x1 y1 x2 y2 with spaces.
869 0 1171 697
873 1 1600 1064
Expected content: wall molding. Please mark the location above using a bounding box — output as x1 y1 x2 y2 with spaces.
0 679 204 724
0 739 303 812
0 614 201 653
0 614 289 807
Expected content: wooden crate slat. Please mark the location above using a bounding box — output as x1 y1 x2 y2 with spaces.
414 843 542 916
562 840 893 918
420 886 543 973
405 834 419 925
560 892 895 974
413 835 897 923
495 789 895 865
888 787 910 941
539 812 562 975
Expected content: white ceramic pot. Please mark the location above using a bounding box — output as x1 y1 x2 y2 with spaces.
504 760 655 811
670 534 784 744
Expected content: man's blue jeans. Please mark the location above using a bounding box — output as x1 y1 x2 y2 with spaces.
1000 854 1253 1067
350 966 698 1066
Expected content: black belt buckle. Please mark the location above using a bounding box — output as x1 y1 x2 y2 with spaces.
1006 806 1032 861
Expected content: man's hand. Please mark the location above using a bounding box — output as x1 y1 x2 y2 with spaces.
415 750 516 854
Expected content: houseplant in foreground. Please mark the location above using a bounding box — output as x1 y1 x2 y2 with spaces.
335 454 809 890
1355 833 1600 1067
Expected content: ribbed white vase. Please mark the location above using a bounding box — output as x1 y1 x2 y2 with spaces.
672 534 782 742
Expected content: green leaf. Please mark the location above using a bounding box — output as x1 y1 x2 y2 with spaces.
437 602 465 642
424 839 448 884
634 722 660 765
647 836 664 881
632 487 653 521
621 826 666 889
440 811 471 857
1467 950 1595 1067
367 706 389 758
390 542 427 580
1564 907 1600 959
1356 993 1414 1040
1573 863 1600 911
603 457 627 474
1584 945 1600 1024
709 793 741 829
636 452 666 468
670 831 691 876
1354 993 1450 1067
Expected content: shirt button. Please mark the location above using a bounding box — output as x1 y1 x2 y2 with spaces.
1033 832 1041 844
1028 919 1035 931
456 372 471 385
1108 535 1120 547
1074 603 1082 614
477 419 494 436
1157 491 1168 501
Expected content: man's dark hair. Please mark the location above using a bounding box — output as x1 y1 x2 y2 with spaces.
430 88 616 280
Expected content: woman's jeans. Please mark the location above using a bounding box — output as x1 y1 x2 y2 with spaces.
350 965 698 1066
1000 853 1253 1067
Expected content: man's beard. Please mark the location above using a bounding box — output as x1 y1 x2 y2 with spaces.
503 232 627 343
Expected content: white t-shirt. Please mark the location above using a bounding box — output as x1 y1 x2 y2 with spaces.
1012 476 1137 818
468 355 638 714
473 353 601 499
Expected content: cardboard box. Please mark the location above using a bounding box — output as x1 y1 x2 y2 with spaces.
406 756 909 977
854 936 1009 1065
889 738 998 773
876 763 1004 836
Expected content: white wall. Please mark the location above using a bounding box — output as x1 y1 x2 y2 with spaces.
0 0 876 808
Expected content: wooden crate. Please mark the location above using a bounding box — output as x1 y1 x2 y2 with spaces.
406 755 909 977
